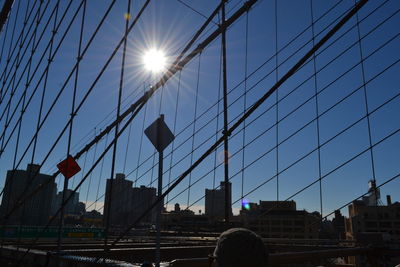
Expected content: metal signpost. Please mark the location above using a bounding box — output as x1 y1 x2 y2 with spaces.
145 114 174 267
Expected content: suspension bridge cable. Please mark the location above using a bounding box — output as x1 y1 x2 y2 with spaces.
134 84 149 187
1 0 33 251
57 0 87 251
124 0 369 188
104 0 368 250
310 0 324 224
10 0 30 169
14 0 260 258
0 0 20 150
86 0 390 224
274 0 279 203
0 0 39 88
16 100 146 263
209 31 223 219
0 1 82 221
0 0 118 202
254 125 400 221
141 4 399 205
94 133 108 212
2 0 282 225
186 39 400 212
165 71 182 209
103 0 132 256
0 0 52 108
240 8 249 209
186 54 202 208
0 0 77 157
90 5 398 218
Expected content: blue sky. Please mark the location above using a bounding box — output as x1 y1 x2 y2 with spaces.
0 0 399 219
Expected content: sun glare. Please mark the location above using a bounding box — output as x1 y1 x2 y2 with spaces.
143 49 166 72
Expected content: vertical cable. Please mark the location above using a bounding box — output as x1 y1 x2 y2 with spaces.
31 0 60 165
94 133 109 211
0 0 20 151
221 0 230 225
150 83 165 186
274 0 279 203
134 83 148 187
310 0 323 224
85 130 98 207
3 0 31 250
165 71 181 210
355 0 381 236
57 0 86 251
355 0 377 194
211 33 223 221
104 0 131 255
122 117 132 173
240 10 249 208
12 0 31 169
0 3 11 99
186 54 201 208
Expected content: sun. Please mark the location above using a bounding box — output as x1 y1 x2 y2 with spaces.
143 48 166 73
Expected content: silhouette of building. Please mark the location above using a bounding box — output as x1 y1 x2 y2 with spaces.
162 203 208 231
345 190 400 266
332 209 345 239
240 200 320 239
0 164 57 226
205 181 232 219
52 189 80 216
104 173 133 227
345 195 400 242
131 185 157 224
104 173 157 227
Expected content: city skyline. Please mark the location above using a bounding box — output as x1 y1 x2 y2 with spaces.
0 0 398 229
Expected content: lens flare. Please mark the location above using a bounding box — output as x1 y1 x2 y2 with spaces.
124 13 131 20
143 49 166 72
242 199 251 210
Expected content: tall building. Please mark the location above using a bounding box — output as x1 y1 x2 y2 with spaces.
240 200 320 239
52 189 80 215
0 164 57 226
103 173 157 227
205 181 232 219
104 173 133 227
131 185 157 224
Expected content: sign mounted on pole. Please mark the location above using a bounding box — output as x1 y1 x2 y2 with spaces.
144 115 175 152
57 155 81 179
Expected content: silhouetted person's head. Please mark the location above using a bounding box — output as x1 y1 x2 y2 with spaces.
210 228 268 267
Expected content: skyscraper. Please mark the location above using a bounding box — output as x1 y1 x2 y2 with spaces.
0 164 57 226
103 173 157 227
104 173 133 227
52 189 80 216
131 185 157 224
205 181 232 219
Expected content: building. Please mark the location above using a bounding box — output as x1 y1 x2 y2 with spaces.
52 189 80 216
205 181 232 220
345 196 400 242
162 203 209 231
240 200 320 239
344 187 400 266
104 173 133 227
131 185 157 224
332 209 346 239
103 173 157 227
0 164 57 226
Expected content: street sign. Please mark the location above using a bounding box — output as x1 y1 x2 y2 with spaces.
57 155 81 179
145 115 175 152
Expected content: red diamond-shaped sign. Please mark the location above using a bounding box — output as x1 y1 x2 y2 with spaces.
57 155 81 179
